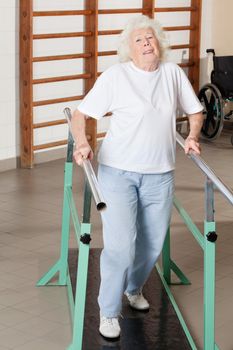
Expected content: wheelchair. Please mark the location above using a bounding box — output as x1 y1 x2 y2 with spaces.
198 49 233 145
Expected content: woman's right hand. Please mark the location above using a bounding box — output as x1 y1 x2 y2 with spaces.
73 142 93 166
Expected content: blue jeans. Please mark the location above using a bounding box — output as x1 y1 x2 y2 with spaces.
97 165 174 317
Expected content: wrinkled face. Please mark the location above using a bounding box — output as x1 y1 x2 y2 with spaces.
129 27 160 68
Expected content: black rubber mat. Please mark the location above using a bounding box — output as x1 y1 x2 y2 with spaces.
68 248 191 350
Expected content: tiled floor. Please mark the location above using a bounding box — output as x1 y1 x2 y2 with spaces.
0 131 233 350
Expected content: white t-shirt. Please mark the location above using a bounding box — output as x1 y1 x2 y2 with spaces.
77 61 203 173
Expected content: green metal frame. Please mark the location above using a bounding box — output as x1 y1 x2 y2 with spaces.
157 178 220 349
37 132 221 350
36 131 93 350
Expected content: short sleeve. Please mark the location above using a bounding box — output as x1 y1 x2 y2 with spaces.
77 70 113 120
176 65 203 115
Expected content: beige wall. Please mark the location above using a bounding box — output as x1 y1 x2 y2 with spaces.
199 0 233 87
212 0 233 55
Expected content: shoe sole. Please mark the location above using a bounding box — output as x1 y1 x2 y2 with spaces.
129 304 150 311
99 330 120 339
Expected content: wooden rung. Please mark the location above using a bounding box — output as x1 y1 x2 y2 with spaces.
33 53 92 62
33 140 67 151
33 73 91 84
170 44 193 50
176 116 188 122
98 29 122 36
33 119 67 129
98 8 142 14
98 26 194 36
164 25 195 31
179 61 195 67
98 50 117 57
97 132 106 139
97 59 195 77
154 7 196 12
33 31 92 40
33 95 84 107
98 7 196 15
33 10 93 16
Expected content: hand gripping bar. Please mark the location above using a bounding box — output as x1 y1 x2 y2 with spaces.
63 107 106 211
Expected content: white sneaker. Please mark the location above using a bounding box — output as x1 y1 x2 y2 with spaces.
99 315 121 338
125 292 149 310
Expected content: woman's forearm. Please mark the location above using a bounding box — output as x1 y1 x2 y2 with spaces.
71 109 88 146
187 112 204 140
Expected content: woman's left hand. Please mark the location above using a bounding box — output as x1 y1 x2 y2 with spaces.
184 136 201 155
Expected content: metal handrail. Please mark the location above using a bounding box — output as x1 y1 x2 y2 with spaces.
63 107 106 211
176 132 233 206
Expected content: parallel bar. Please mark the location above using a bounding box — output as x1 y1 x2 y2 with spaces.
33 119 67 129
33 73 91 84
33 95 84 107
33 31 92 40
33 10 92 16
33 53 92 62
176 132 233 205
63 107 106 211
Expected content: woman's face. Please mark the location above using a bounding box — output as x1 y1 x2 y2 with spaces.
129 27 160 69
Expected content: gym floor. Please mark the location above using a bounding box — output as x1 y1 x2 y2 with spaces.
0 130 233 350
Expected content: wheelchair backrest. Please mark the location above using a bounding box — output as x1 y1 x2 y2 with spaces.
211 56 233 98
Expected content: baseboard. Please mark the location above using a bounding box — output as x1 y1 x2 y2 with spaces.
34 146 67 164
0 157 18 172
0 147 67 172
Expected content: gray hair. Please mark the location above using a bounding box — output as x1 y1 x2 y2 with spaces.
117 15 169 62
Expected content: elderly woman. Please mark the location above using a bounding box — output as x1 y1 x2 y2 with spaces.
71 15 203 338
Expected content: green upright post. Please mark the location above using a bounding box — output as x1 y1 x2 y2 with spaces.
204 220 216 350
36 131 74 287
59 161 73 285
204 178 218 350
83 180 92 223
67 223 91 350
162 228 171 284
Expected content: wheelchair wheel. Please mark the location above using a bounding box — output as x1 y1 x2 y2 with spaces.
198 83 224 140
